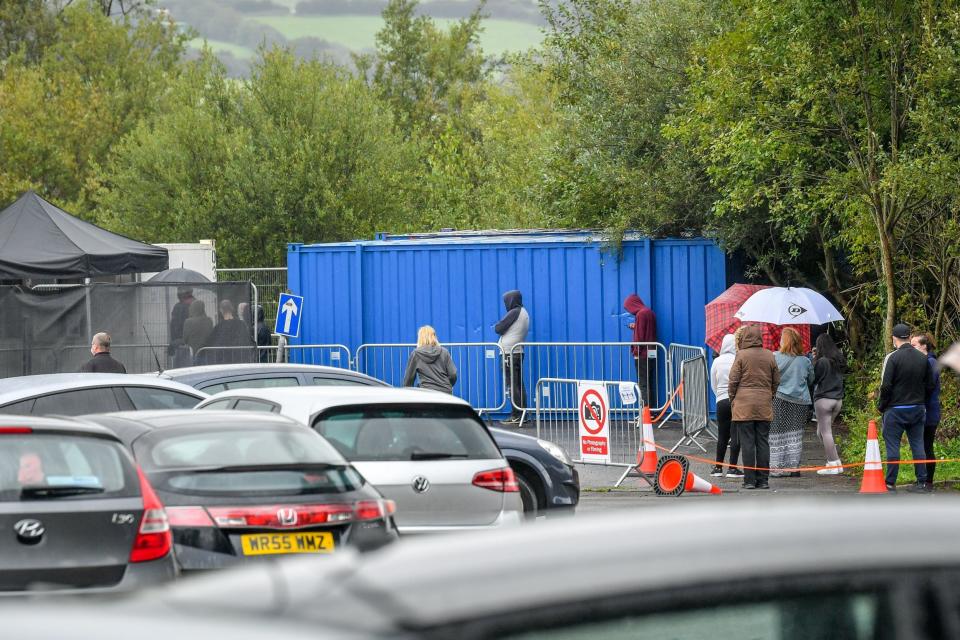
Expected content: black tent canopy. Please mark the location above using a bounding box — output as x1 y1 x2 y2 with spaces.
0 191 168 279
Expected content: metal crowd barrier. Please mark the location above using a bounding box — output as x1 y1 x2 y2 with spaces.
670 355 714 453
665 343 708 423
59 344 171 374
508 342 668 423
0 346 61 377
276 344 352 369
353 343 506 413
535 378 644 487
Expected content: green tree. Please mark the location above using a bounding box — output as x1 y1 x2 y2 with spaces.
96 48 419 266
674 0 960 345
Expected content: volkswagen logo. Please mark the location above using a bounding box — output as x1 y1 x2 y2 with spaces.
14 519 44 544
276 508 298 526
412 476 430 494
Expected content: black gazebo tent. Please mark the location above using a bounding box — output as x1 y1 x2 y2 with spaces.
0 191 168 279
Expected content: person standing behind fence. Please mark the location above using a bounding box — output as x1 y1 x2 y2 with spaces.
812 333 846 475
623 293 657 405
496 290 530 425
255 306 272 363
769 328 814 477
727 324 780 490
402 326 458 394
200 300 255 364
878 323 934 492
710 333 743 478
79 332 126 373
911 332 941 489
183 299 214 358
168 287 195 366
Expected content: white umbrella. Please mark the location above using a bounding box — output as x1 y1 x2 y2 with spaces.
734 287 843 325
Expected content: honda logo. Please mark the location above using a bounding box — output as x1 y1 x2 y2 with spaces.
277 508 298 526
14 519 44 544
412 476 430 493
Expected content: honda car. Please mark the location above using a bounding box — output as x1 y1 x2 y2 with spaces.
79 411 398 570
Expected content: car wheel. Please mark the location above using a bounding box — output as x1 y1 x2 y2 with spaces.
516 472 540 520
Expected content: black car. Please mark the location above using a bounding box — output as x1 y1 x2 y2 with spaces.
165 364 580 518
0 416 177 593
155 364 384 394
80 410 398 570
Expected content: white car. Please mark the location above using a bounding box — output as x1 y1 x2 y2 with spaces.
0 373 207 416
196 387 523 534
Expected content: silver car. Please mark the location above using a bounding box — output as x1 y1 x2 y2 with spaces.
196 387 523 534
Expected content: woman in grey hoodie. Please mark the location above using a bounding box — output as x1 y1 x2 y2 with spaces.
710 333 743 478
403 326 458 394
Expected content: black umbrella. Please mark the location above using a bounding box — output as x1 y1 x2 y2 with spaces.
147 267 211 283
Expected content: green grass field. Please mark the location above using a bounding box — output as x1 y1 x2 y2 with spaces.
250 15 544 55
189 38 256 59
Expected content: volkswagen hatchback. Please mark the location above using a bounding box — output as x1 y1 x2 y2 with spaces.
197 388 523 534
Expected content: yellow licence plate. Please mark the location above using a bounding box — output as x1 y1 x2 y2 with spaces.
240 532 335 556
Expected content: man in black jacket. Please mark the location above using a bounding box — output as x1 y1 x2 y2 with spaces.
79 332 127 374
878 323 934 492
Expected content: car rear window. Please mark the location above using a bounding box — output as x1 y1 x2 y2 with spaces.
0 434 135 501
124 387 201 410
135 427 360 496
313 404 502 462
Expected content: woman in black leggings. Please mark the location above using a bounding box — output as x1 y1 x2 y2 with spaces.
710 333 742 478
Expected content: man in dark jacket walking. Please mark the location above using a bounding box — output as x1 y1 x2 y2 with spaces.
495 290 530 424
624 294 657 405
403 326 458 394
79 332 127 373
878 323 935 492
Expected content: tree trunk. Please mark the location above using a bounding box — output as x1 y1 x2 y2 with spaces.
875 214 897 346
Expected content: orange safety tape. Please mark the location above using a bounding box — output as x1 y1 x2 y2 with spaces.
642 440 960 473
650 381 682 425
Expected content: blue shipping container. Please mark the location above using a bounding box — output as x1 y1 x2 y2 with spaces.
287 231 728 410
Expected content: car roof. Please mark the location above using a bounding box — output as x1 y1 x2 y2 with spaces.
0 414 122 440
0 373 207 405
81 410 304 431
154 364 386 386
154 498 960 633
202 386 472 413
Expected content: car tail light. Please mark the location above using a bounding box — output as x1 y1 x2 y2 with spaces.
207 504 355 529
130 468 172 563
0 427 32 434
354 499 396 521
473 467 520 493
166 506 215 527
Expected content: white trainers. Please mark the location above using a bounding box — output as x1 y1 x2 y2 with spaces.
817 460 843 475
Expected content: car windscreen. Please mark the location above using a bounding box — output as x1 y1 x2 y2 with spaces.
313 404 502 462
0 434 136 501
135 427 361 496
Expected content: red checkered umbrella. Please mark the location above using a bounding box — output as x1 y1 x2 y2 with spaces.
705 284 811 352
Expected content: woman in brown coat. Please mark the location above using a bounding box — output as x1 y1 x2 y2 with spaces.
727 324 781 489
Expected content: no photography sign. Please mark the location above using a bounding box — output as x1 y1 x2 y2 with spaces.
578 381 610 463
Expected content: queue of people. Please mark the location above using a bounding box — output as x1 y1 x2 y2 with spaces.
710 320 943 491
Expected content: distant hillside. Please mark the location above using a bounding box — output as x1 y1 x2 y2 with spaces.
161 0 546 76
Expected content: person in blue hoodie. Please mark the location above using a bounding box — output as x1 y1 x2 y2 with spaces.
495 290 530 424
911 332 941 489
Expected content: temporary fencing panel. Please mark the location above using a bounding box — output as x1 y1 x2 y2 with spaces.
508 342 668 416
194 343 352 368
0 282 253 377
354 343 506 412
535 378 644 487
216 267 287 332
670 355 714 453
287 232 728 416
666 343 708 422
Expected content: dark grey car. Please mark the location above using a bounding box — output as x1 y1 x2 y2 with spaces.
154 364 384 394
0 417 177 593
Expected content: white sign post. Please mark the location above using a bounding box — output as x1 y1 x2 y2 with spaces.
578 381 611 463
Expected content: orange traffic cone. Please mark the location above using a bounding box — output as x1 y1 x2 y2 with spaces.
859 419 887 494
636 406 658 475
654 454 722 496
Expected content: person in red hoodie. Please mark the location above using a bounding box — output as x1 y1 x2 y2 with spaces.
624 293 657 405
